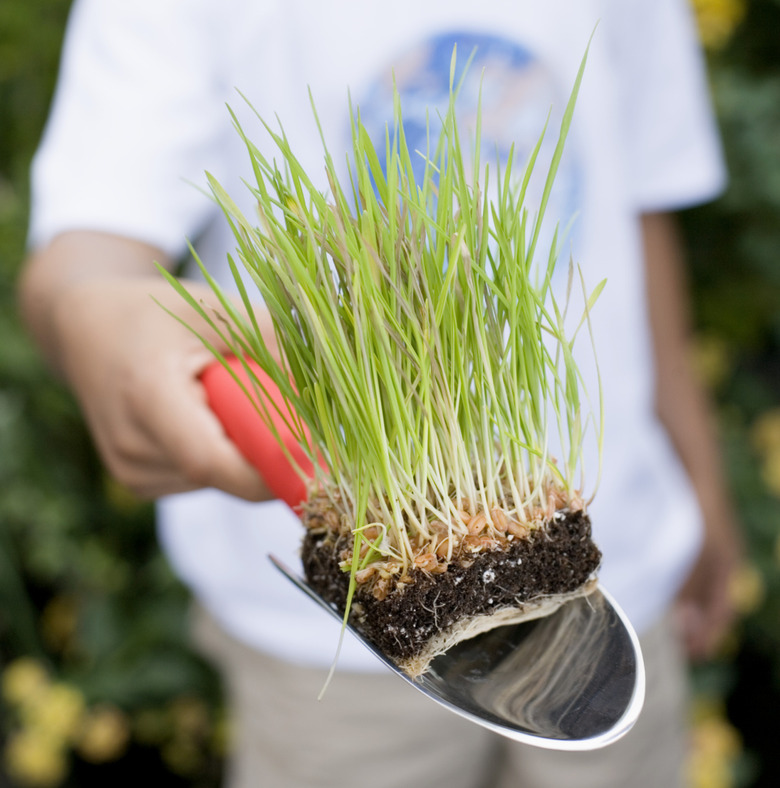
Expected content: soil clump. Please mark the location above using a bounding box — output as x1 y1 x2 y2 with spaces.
301 508 601 676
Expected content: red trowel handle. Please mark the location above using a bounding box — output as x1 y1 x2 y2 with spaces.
200 357 319 511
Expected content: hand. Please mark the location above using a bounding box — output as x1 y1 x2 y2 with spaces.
19 232 273 501
674 510 743 662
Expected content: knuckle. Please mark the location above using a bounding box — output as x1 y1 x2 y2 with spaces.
98 440 137 486
178 453 216 489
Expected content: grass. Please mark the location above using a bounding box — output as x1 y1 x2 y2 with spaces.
161 47 603 592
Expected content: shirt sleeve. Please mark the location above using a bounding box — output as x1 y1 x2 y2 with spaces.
28 0 230 258
607 0 727 212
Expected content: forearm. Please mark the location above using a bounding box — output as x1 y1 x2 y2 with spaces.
642 211 741 658
641 213 736 530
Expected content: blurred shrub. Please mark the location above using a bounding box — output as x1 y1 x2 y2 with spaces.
1 1 779 787
684 1 780 786
1 2 225 786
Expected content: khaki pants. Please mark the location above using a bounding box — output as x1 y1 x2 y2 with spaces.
193 607 689 788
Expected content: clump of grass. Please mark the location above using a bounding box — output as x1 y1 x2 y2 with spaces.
163 49 603 592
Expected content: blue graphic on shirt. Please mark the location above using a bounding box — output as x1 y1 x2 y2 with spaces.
354 31 583 280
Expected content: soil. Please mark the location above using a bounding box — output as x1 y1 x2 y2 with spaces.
301 508 601 670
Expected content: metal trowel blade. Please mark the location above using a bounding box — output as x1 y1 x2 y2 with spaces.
269 554 645 751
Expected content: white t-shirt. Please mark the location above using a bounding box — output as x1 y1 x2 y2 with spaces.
30 0 725 670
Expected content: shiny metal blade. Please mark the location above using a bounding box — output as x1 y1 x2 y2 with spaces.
269 554 645 750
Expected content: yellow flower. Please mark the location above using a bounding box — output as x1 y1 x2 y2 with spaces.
728 562 765 616
3 730 68 788
1 658 50 708
694 715 742 759
750 409 780 498
76 705 130 764
22 683 86 745
691 0 747 50
751 409 780 455
687 754 734 788
760 448 780 498
691 335 731 390
688 698 742 788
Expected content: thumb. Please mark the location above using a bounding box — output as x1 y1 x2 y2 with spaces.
149 359 272 501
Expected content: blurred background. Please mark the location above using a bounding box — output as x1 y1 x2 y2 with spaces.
1 1 778 786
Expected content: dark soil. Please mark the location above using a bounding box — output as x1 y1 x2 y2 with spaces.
301 509 601 665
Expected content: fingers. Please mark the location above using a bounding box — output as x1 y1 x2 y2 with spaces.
676 599 735 662
93 348 272 501
95 426 269 501
122 447 269 501
150 374 272 501
675 559 739 662
674 600 727 663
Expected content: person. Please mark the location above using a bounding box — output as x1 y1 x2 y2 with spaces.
18 0 742 786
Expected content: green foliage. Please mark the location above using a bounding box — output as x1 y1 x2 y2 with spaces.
0 0 778 786
1 3 225 786
681 1 780 785
171 49 600 567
